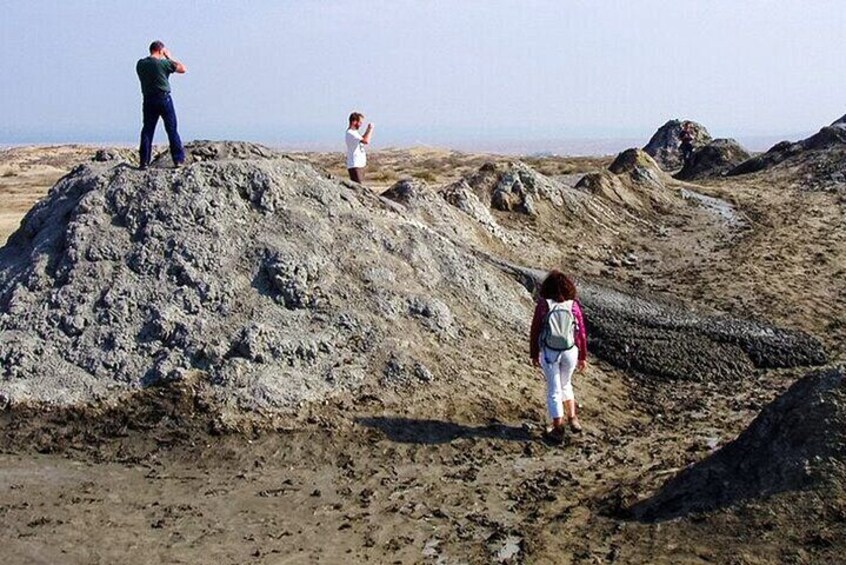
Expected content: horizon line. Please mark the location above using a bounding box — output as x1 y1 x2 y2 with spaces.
0 131 811 157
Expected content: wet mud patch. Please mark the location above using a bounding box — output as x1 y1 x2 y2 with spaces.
580 283 828 380
0 375 243 461
489 256 828 382
680 187 746 228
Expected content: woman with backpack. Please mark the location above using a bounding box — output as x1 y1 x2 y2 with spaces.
529 270 588 442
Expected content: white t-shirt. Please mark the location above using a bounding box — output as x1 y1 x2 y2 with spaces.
345 128 367 169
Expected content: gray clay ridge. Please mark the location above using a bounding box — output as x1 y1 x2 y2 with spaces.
0 143 531 412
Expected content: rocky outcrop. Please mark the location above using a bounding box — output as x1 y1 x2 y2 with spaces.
92 148 136 163
381 178 426 205
644 120 712 171
675 138 751 180
451 161 569 216
631 367 846 521
381 178 514 245
434 161 603 241
728 116 846 177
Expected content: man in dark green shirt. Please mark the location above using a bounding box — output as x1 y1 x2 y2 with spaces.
136 40 187 169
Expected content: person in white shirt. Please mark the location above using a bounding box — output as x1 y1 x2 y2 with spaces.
345 112 374 183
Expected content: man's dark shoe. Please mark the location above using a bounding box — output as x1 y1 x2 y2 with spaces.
542 425 565 445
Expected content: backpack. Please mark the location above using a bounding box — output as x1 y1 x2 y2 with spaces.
541 299 576 351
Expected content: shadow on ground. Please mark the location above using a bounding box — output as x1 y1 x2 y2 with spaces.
356 417 532 445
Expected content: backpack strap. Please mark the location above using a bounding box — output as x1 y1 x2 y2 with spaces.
546 299 573 313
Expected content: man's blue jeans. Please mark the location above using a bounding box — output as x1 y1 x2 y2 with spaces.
139 92 185 167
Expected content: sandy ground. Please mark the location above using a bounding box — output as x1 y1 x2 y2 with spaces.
1 145 844 563
2 363 827 564
0 146 98 243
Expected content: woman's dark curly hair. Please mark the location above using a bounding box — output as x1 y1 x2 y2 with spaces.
539 270 577 302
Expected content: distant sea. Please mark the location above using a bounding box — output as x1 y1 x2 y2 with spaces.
272 134 805 156
1 134 808 157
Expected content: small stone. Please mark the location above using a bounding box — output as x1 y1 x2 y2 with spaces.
622 253 639 267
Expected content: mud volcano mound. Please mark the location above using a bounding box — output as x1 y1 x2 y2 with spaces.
575 149 676 213
674 138 751 180
643 119 712 171
631 367 846 521
443 161 571 217
729 116 846 182
428 161 623 245
0 142 531 413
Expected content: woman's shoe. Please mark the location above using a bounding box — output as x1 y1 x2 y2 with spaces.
568 417 583 433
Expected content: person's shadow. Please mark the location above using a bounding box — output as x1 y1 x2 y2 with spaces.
356 417 532 445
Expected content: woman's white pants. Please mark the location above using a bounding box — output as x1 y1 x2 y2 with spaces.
540 347 579 420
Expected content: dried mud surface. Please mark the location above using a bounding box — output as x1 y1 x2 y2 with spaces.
1 143 845 564
2 365 842 564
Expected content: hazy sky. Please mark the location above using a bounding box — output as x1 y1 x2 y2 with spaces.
1 1 845 152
